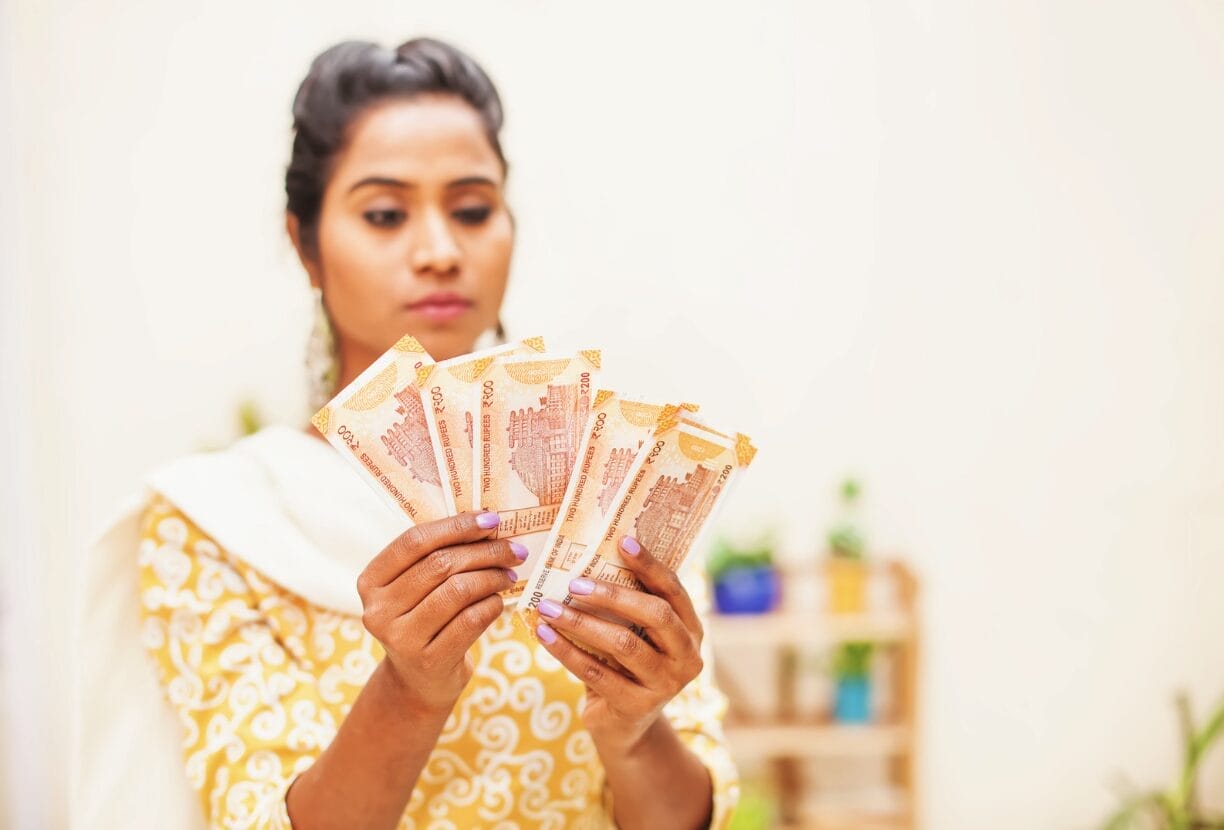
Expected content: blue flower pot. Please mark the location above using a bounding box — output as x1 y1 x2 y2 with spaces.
713 566 781 614
834 676 872 723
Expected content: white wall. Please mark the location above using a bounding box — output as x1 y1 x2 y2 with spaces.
2 1 1223 828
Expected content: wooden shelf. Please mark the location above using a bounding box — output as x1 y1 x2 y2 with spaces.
711 560 921 829
707 610 912 648
725 721 910 759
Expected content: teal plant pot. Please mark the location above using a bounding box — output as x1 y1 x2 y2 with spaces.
834 676 871 723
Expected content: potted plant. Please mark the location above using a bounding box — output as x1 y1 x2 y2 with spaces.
826 477 869 614
1100 692 1224 830
832 641 874 724
708 535 781 615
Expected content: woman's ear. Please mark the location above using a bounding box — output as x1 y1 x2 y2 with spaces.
285 212 323 288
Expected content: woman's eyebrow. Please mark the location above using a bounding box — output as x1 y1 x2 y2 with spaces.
347 175 498 193
348 176 415 193
447 176 498 189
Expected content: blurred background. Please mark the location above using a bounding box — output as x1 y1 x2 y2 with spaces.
2 1 1223 828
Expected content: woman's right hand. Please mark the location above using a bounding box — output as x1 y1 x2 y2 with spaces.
355 510 525 716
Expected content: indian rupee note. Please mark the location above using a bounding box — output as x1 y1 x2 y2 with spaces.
311 334 446 525
517 392 694 626
474 350 602 604
557 418 757 626
417 337 547 514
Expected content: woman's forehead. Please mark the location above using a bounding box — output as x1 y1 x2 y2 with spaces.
336 96 503 188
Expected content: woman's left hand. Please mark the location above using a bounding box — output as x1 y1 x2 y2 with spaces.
534 536 704 750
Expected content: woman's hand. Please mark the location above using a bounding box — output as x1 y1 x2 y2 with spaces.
533 536 704 751
356 510 526 717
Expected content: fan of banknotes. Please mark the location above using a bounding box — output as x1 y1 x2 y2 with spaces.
311 334 757 631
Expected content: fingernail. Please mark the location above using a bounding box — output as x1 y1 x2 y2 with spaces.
536 623 557 644
505 568 519 583
569 577 595 596
509 541 529 561
620 536 642 556
476 512 501 529
538 599 563 620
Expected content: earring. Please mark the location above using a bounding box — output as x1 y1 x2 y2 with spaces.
306 285 338 414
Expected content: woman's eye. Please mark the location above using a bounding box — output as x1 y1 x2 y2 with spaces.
453 206 491 226
363 209 405 228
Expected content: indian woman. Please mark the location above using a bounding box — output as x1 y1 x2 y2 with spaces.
74 37 738 830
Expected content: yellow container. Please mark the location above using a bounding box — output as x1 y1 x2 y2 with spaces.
826 558 868 614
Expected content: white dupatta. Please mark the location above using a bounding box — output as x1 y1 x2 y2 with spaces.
69 425 407 829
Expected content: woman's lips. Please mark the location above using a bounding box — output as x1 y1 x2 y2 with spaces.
405 293 474 323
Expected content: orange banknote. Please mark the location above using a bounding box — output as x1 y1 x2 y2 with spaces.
517 392 692 624
555 417 756 623
474 350 602 604
417 338 546 514
311 334 446 525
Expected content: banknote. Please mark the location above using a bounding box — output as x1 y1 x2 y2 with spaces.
417 338 546 514
310 334 447 525
473 350 602 603
556 418 757 623
517 392 693 624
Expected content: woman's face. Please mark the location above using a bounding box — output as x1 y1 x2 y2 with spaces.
292 94 513 374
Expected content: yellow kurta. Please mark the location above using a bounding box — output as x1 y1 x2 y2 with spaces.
137 496 739 829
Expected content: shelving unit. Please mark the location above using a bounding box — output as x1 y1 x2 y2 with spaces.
708 561 920 830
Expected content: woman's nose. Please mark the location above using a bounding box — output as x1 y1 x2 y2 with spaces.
411 208 461 277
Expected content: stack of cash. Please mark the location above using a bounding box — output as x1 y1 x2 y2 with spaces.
312 334 756 630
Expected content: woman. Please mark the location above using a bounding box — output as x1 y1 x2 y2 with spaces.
74 38 737 829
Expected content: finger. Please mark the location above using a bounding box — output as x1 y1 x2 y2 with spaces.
552 580 692 659
535 599 666 682
427 593 505 657
359 511 502 590
408 567 517 642
384 538 527 613
534 622 650 704
610 536 702 638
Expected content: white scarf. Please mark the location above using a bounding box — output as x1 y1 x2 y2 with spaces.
69 425 407 829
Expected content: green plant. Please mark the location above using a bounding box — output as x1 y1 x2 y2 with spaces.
727 780 777 830
828 477 866 560
832 641 874 680
707 534 775 583
1100 692 1224 830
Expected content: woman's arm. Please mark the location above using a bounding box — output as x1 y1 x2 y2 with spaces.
532 536 735 829
284 660 450 828
287 511 524 829
593 716 715 829
140 501 521 830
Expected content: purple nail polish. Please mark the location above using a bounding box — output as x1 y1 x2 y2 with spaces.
569 577 595 596
536 623 557 645
538 599 563 620
620 536 642 556
476 512 501 529
506 568 519 583
509 541 529 561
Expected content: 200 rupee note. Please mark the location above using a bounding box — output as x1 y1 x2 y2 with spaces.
474 350 602 604
311 334 446 524
517 392 693 625
417 337 547 514
558 418 756 623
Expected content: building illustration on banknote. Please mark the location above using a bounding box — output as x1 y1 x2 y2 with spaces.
634 464 722 570
507 384 589 504
380 386 442 486
598 447 637 515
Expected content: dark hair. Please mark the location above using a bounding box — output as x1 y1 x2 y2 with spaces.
285 38 506 258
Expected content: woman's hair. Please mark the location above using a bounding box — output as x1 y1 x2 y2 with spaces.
285 38 506 257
